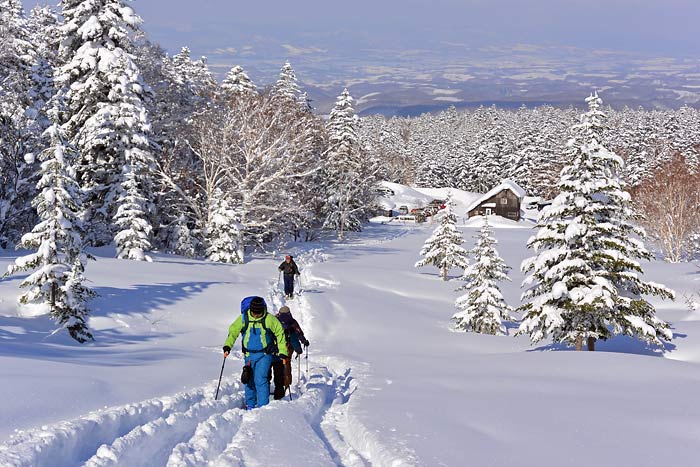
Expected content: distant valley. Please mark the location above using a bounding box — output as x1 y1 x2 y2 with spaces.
205 42 700 115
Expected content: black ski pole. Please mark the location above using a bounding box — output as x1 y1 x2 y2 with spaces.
287 385 293 401
305 344 309 375
214 355 227 400
297 354 301 385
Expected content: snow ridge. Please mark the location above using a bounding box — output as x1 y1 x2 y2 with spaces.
0 380 238 467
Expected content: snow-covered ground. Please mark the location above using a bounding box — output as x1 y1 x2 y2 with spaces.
2 194 700 466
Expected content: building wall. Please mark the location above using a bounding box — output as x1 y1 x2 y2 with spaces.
468 189 521 220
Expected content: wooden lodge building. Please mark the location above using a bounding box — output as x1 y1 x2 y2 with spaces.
466 180 526 221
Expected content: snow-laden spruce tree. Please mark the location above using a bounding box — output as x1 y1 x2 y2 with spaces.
298 91 313 112
167 214 199 257
57 0 155 247
271 61 302 103
221 65 257 100
415 195 469 281
5 111 94 342
114 161 152 261
0 0 49 247
453 216 513 334
518 93 674 351
107 54 156 261
323 88 376 239
205 190 243 263
171 47 217 103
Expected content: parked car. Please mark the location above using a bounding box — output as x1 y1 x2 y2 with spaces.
398 205 409 215
374 186 395 197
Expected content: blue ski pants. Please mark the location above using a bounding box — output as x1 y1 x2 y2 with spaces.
283 274 294 296
244 352 273 408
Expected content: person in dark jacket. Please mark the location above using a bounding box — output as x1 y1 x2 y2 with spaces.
278 255 300 299
271 306 310 400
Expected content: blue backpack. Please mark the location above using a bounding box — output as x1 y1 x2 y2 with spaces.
239 296 274 354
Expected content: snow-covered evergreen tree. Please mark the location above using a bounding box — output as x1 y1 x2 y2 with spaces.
323 89 376 239
168 214 199 257
518 93 674 351
5 111 94 342
205 190 243 263
57 0 155 246
298 91 313 112
453 217 513 334
415 195 469 281
170 47 217 106
108 53 156 260
0 0 45 247
221 65 257 100
114 161 152 261
271 61 302 103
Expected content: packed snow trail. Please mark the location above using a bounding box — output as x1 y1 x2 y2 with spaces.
0 354 367 467
0 245 415 467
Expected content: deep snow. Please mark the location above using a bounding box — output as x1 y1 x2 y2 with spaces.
1 189 700 466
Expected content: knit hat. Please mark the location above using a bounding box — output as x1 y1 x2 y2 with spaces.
249 296 266 315
278 306 291 314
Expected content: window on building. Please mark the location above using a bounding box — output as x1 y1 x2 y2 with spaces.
500 197 508 205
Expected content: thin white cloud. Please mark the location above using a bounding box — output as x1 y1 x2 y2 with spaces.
281 44 327 56
212 46 238 55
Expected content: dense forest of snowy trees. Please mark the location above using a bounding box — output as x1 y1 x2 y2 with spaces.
0 1 376 258
1 1 697 340
360 101 700 261
360 104 700 197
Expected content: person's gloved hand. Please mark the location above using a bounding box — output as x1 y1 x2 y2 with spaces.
302 339 310 347
223 346 231 358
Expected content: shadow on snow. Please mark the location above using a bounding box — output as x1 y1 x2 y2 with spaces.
528 332 682 356
0 281 224 365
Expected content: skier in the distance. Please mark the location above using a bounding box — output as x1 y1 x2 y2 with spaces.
278 255 300 299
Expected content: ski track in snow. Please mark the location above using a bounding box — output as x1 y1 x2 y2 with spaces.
0 243 415 467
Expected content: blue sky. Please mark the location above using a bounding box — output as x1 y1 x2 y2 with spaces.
21 0 700 88
22 0 699 56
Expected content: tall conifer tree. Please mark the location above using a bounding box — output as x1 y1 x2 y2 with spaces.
518 93 673 350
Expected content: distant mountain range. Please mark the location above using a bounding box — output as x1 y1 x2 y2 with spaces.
204 42 700 116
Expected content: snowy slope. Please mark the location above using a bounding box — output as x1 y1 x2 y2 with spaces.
2 215 700 466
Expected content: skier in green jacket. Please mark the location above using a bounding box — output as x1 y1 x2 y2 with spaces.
223 296 288 409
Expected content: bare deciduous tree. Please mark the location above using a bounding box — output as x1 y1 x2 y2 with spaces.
633 154 700 262
164 91 322 258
